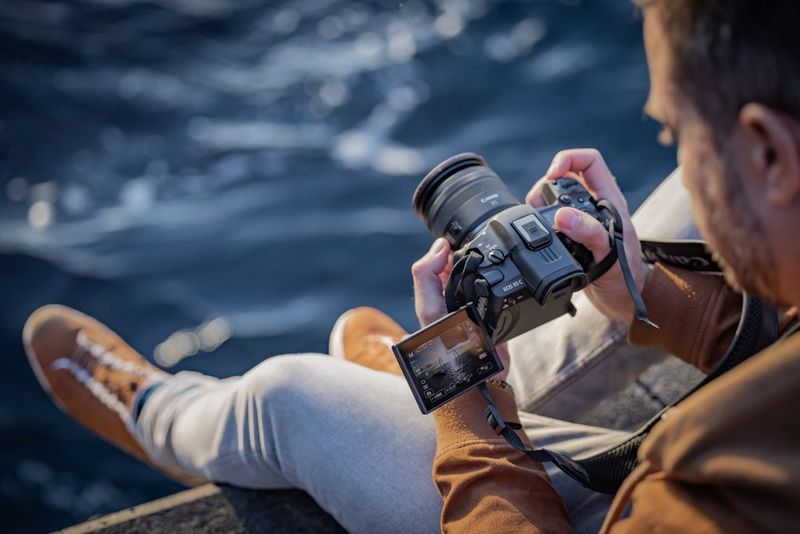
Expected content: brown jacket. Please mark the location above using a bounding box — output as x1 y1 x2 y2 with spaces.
432 263 800 533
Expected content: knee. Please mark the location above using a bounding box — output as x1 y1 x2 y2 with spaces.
234 354 328 408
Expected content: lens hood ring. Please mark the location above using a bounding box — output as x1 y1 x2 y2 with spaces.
412 152 487 217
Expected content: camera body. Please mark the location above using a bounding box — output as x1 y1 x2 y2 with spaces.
413 153 612 344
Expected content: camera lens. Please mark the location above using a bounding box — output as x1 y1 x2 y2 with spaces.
412 153 519 247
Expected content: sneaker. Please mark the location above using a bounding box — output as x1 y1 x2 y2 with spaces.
328 307 406 374
23 305 204 486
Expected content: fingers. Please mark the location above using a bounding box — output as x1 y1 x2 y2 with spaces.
554 207 611 262
527 148 628 213
524 176 550 207
412 238 451 326
437 253 454 288
525 171 584 207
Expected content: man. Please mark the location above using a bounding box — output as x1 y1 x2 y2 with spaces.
411 0 800 531
23 2 799 533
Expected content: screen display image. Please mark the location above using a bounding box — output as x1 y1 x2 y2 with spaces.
393 307 502 413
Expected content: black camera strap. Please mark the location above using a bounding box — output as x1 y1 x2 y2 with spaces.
478 382 593 484
480 292 779 493
639 239 721 272
444 250 485 314
595 199 658 329
439 197 781 493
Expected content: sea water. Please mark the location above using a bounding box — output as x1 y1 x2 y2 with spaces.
0 0 676 530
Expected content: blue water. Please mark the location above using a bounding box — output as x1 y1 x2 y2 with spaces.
0 0 676 530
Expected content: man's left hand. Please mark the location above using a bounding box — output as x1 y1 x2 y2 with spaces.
410 238 510 379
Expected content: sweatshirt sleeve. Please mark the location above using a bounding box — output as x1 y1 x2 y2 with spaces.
432 381 572 534
628 263 742 373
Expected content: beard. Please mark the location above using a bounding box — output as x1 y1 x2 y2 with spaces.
692 155 781 304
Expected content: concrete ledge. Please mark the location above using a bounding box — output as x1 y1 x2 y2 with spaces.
59 484 345 533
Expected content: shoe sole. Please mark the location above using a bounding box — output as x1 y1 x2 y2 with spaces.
23 304 82 415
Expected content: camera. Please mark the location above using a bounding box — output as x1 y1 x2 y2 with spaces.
395 152 650 413
411 152 614 345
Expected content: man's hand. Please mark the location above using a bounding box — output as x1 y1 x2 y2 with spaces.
411 237 452 328
411 238 510 378
526 148 651 324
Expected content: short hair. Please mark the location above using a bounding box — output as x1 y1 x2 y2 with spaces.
636 0 800 134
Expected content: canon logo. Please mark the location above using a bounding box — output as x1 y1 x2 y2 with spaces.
642 250 711 269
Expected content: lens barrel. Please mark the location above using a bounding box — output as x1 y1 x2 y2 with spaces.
413 153 518 247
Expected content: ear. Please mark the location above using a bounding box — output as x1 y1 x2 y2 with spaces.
739 103 800 206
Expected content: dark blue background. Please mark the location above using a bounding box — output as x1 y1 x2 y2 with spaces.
0 0 675 531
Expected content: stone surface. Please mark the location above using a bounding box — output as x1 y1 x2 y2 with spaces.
577 357 703 431
59 484 345 534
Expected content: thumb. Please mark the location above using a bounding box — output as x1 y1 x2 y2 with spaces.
417 237 450 273
412 238 451 326
554 207 611 262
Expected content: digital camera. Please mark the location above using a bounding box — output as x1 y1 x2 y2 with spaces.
395 153 646 413
412 152 613 345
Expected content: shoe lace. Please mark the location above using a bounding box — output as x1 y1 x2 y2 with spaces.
73 331 144 404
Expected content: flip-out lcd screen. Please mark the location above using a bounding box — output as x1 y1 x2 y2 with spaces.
393 306 503 414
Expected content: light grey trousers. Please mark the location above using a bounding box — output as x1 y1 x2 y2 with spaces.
136 170 697 533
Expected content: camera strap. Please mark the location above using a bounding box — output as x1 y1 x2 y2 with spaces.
595 199 658 329
639 238 721 272
439 195 779 492
444 250 485 314
479 293 779 493
478 382 593 484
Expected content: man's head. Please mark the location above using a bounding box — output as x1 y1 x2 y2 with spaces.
639 0 800 306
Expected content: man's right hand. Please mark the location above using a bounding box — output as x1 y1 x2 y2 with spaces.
526 148 651 324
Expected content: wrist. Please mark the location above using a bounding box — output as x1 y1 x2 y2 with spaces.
637 260 653 294
433 381 520 452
